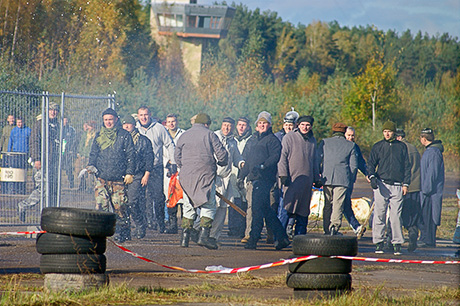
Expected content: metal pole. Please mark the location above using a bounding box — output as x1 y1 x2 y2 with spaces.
57 92 65 207
44 93 50 208
40 92 46 212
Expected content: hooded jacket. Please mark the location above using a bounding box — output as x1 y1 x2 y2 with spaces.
136 119 175 167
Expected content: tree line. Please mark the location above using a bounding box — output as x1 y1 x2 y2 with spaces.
0 0 459 170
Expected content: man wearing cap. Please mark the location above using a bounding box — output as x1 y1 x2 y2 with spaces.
88 108 136 242
278 115 320 236
175 113 228 249
233 116 253 240
163 113 186 234
395 129 421 252
274 109 299 142
210 117 245 243
136 106 176 233
368 121 411 255
419 128 445 248
238 111 290 250
18 103 60 221
318 122 358 236
122 115 154 239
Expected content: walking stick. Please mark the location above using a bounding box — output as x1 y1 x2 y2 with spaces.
215 191 247 218
357 199 375 240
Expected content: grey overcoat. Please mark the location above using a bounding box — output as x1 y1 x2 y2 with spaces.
175 124 228 208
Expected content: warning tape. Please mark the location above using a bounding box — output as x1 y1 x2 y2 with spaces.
1 231 459 272
0 230 45 235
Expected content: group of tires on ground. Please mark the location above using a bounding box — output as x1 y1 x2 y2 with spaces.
35 207 358 297
36 207 116 291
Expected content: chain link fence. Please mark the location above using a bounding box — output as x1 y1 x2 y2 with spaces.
0 90 115 226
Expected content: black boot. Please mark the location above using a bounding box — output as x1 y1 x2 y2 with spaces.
197 227 218 250
181 228 190 247
166 214 178 234
408 226 418 252
190 228 199 243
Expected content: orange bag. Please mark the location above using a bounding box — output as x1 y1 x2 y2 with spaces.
167 172 183 208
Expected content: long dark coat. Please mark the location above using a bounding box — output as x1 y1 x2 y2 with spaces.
175 124 228 208
277 130 319 217
420 141 444 225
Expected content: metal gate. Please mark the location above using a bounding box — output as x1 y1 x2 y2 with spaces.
0 90 115 226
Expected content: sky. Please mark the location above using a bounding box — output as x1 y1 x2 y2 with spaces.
200 0 460 39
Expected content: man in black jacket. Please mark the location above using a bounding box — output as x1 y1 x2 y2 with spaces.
368 121 411 255
88 108 136 242
239 111 290 250
122 115 154 240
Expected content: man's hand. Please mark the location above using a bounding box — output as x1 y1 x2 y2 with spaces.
370 177 378 189
402 186 408 196
313 180 323 188
86 165 98 174
34 161 41 170
124 174 134 185
141 172 150 187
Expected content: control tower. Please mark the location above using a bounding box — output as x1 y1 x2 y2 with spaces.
151 0 235 84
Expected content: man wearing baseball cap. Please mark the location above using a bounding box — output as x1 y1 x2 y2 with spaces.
367 121 411 255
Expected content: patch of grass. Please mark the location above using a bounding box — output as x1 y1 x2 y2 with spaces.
438 198 459 240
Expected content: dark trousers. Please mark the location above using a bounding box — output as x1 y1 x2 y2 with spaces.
127 175 146 230
248 180 288 244
419 197 437 246
146 165 166 230
227 197 247 237
343 186 361 231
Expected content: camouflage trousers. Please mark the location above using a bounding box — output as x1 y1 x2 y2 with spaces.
95 178 130 235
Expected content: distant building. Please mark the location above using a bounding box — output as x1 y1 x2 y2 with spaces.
151 0 235 84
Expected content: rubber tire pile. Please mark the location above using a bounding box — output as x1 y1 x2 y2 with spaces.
287 234 358 299
37 207 116 292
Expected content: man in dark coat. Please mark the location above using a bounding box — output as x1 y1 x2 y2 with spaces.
88 108 136 242
419 128 445 248
122 115 154 240
175 113 228 249
368 121 411 255
239 111 290 250
319 122 358 236
395 129 421 252
278 115 320 236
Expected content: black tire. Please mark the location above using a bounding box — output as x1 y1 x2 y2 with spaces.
40 254 106 274
293 288 349 299
292 234 358 256
41 207 116 237
286 273 352 290
288 256 352 274
36 233 106 255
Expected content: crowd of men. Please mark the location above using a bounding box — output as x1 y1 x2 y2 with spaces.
9 105 446 254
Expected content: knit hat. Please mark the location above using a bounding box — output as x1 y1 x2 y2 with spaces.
237 116 250 125
332 122 347 133
102 108 118 118
222 117 235 125
395 128 405 138
382 120 396 131
194 113 211 125
420 128 433 136
122 114 136 125
49 102 59 111
297 115 314 125
256 111 272 125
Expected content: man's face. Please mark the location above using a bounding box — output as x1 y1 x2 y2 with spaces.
221 122 233 136
283 122 295 133
345 129 355 142
103 114 117 129
420 136 428 146
137 109 150 126
236 121 248 136
383 129 394 141
16 119 23 128
123 123 134 133
298 122 312 134
257 121 270 134
166 117 177 131
7 115 15 125
49 109 58 119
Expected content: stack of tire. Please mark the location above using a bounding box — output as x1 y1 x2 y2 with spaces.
37 207 116 292
286 234 358 299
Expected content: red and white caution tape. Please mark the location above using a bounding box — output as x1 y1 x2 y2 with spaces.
0 230 45 235
109 239 460 274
